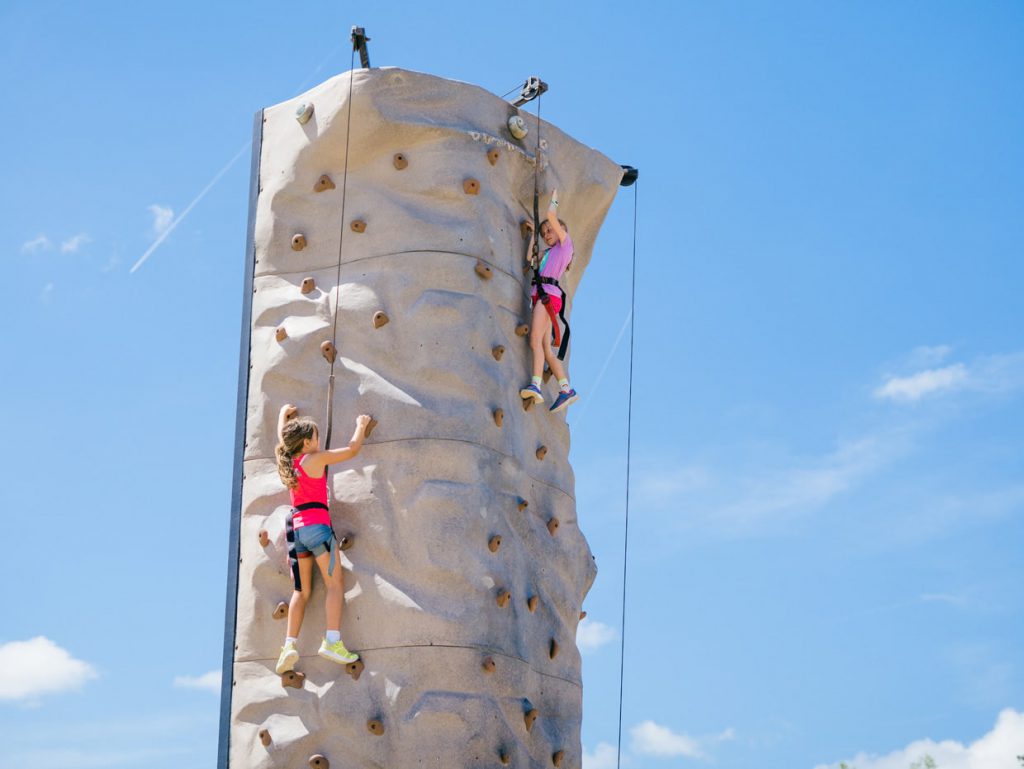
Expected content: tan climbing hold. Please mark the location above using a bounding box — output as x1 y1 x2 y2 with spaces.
393 153 408 170
295 103 314 124
499 749 511 766
488 535 502 553
258 529 270 548
373 311 389 329
518 498 529 512
482 656 496 673
258 728 271 747
549 638 560 659
487 147 500 166
313 174 335 192
552 750 565 767
345 659 364 681
536 445 548 460
367 719 385 736
364 417 378 438
281 670 305 689
579 610 587 620
520 220 531 239
515 323 529 337
463 178 480 195
492 345 505 361
522 396 534 412
339 532 354 551
350 219 366 233
275 326 288 342
475 260 493 279
493 408 503 427
300 276 316 294
547 517 560 535
272 601 288 620
543 367 553 383
527 595 539 613
320 340 337 363
496 589 511 608
291 233 306 251
308 755 329 769
524 708 538 732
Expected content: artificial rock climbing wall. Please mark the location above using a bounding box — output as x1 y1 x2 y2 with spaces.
226 66 623 769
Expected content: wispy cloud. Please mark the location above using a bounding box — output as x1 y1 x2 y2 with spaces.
59 233 91 253
813 708 1024 769
907 344 953 368
0 637 97 702
147 205 174 237
875 349 1024 403
21 234 52 253
631 721 735 760
583 742 619 769
875 364 968 402
171 670 221 693
577 618 616 652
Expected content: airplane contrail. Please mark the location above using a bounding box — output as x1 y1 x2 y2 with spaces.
572 307 633 429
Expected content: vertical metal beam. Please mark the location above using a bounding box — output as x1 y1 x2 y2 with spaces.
217 108 264 769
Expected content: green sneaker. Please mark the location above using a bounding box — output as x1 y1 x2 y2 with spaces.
275 641 299 674
318 637 359 665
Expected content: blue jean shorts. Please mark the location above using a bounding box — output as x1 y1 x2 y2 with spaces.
294 523 334 558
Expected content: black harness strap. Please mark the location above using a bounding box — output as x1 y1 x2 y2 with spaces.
285 502 330 591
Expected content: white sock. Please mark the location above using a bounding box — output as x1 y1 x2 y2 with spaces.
531 375 542 387
558 378 570 392
326 630 341 644
285 636 297 646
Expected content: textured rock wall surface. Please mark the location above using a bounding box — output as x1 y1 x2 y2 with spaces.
229 66 623 769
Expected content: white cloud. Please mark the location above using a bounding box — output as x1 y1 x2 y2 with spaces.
172 670 221 693
60 233 91 253
630 721 705 758
0 637 97 701
583 742 619 769
21 235 52 253
147 204 174 237
577 619 616 652
875 363 968 402
908 345 953 367
813 708 1024 769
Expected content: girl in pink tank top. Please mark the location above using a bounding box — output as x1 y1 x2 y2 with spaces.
273 404 372 674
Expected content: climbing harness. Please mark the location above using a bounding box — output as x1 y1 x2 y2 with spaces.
284 502 338 590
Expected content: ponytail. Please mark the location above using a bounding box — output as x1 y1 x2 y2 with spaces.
275 416 318 490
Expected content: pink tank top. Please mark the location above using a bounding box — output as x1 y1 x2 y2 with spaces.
290 455 331 528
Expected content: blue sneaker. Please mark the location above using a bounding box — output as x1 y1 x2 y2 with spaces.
549 389 579 413
519 383 544 403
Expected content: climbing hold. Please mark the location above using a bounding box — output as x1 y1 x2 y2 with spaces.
364 418 378 438
272 601 288 620
499 749 511 766
536 446 548 460
579 610 587 620
313 174 335 192
547 517 560 535
543 367 553 383
552 750 565 767
320 340 337 364
487 147 500 166
493 408 504 427
291 233 306 251
373 311 389 328
351 219 367 233
275 327 288 342
308 755 329 769
520 220 531 240
258 729 272 747
522 397 534 412
549 638 560 659
295 103 314 124
281 670 305 689
527 595 539 613
496 589 511 608
488 535 502 553
339 532 354 551
463 178 480 195
524 708 538 732
482 656 496 673
345 659 364 681
367 719 385 736
515 323 529 337
475 260 493 279
393 153 408 170
258 529 270 548
492 345 505 361
508 114 528 140
301 277 316 294
517 498 528 512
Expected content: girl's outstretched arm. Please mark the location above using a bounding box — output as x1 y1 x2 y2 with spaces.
523 220 536 264
546 188 567 245
305 415 372 474
278 404 298 442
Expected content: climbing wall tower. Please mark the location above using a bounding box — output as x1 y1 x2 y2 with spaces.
220 66 624 769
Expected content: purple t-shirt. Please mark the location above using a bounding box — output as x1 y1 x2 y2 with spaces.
536 233 573 298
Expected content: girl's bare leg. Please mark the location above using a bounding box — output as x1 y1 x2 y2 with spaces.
529 301 552 379
314 548 344 633
286 556 314 638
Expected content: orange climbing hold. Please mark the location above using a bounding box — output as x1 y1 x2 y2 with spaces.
499 749 511 766
549 638 560 659
258 530 270 548
493 408 504 427
291 233 306 251
373 311 389 329
496 589 511 608
258 729 271 747
579 610 587 620
552 750 565 767
314 174 335 192
522 397 534 412
463 178 480 195
547 517 560 535
515 323 529 337
517 498 529 512
488 535 502 553
475 260 493 280
367 719 385 736
320 340 337 364
308 755 329 769
281 670 305 689
364 418 378 438
393 153 408 170
301 277 316 294
339 532 354 551
482 656 496 673
275 327 288 342
272 601 288 620
536 446 548 460
351 219 367 233
487 147 500 166
520 220 531 239
524 708 538 732
492 345 505 361
527 595 539 613
346 659 364 681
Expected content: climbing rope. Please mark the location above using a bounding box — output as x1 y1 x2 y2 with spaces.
615 179 639 769
324 43 358 450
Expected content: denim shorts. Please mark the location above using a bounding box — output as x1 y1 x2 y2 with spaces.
294 523 334 558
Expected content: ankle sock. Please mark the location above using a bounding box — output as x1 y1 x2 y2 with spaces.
531 375 542 387
285 636 297 646
326 630 341 644
558 378 570 392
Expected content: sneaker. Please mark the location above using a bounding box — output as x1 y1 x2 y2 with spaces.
318 637 360 665
519 383 544 403
275 641 299 674
549 389 579 413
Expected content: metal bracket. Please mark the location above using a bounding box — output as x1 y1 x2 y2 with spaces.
620 165 639 187
511 76 548 107
351 26 371 68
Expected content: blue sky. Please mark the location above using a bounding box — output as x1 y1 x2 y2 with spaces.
2 2 1023 768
